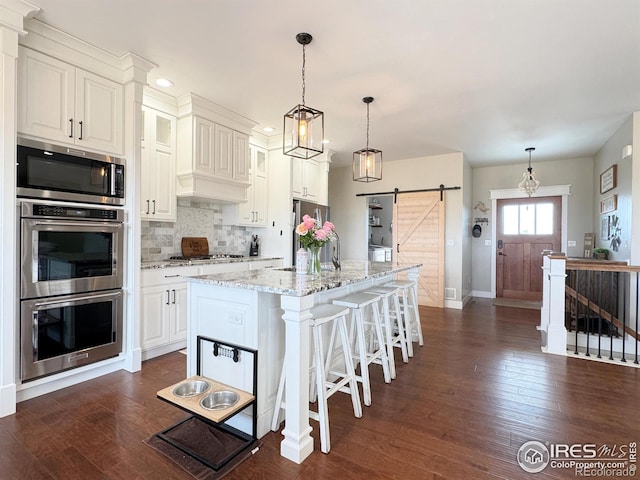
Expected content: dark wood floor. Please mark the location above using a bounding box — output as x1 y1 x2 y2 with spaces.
2 298 639 479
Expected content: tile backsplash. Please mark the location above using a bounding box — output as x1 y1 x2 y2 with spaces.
141 198 251 261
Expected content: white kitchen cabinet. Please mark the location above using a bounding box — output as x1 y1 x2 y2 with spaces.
18 47 123 155
198 262 248 276
226 144 269 226
141 266 196 360
248 258 283 270
141 106 177 221
292 158 318 201
291 156 331 205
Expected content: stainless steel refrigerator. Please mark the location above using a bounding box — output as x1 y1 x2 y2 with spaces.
292 200 332 267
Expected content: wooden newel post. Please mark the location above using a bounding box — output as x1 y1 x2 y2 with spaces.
546 255 567 355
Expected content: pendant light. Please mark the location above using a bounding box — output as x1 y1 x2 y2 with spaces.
518 147 540 196
283 33 324 160
353 96 382 182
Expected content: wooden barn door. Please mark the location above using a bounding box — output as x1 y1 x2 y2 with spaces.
393 191 445 307
496 196 561 301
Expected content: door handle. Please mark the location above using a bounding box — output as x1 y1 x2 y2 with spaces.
78 121 83 140
146 200 150 215
152 200 156 214
165 289 170 305
68 118 74 138
397 243 400 253
171 289 176 304
498 252 506 256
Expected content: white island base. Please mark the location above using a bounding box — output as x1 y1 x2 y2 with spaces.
186 261 421 464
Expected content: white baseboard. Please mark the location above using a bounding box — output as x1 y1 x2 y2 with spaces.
17 356 126 403
444 299 463 309
0 383 16 417
141 340 187 361
470 290 492 298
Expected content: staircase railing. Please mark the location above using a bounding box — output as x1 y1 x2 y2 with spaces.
541 253 640 365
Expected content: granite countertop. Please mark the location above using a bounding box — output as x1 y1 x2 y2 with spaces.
141 256 283 270
186 260 422 297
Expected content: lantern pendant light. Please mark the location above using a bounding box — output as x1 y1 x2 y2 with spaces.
283 33 324 160
353 96 382 182
518 147 540 196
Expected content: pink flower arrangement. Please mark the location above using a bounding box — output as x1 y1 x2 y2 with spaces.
295 215 336 248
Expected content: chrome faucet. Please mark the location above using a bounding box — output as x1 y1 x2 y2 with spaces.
332 231 341 270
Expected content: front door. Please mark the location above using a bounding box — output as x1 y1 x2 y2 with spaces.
393 191 445 307
496 196 561 301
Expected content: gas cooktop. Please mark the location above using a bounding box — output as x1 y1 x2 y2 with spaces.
169 254 244 261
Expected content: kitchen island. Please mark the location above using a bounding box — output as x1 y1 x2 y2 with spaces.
185 260 421 464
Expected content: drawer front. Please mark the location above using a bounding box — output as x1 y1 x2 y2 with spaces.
142 266 200 287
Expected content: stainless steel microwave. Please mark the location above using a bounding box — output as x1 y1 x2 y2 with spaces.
17 138 125 205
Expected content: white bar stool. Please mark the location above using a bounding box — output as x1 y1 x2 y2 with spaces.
387 279 424 356
332 292 391 407
364 285 409 379
271 303 362 454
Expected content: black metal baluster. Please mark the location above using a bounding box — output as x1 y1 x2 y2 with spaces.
609 270 614 360
621 272 627 363
597 271 603 358
574 270 579 355
635 272 639 364
585 270 591 356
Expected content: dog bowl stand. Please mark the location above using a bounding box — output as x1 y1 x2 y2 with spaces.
155 336 258 472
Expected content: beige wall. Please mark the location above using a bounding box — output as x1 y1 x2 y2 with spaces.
328 152 469 308
471 156 594 295
593 115 633 262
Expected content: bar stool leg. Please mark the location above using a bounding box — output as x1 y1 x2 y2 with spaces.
409 283 424 347
353 309 373 406
390 291 409 364
371 301 392 383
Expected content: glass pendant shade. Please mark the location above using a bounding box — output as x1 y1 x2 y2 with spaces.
353 148 382 182
352 96 382 182
283 104 324 159
518 147 540 196
283 32 324 160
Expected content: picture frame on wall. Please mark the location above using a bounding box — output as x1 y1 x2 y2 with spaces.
600 216 610 241
600 194 617 214
600 165 617 194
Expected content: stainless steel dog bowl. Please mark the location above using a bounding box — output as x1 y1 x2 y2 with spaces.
199 390 239 410
172 379 210 398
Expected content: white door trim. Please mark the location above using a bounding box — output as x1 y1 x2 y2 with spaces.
489 185 571 299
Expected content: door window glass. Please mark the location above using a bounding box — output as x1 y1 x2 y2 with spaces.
503 202 554 235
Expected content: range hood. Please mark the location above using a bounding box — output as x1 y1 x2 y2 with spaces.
176 93 256 203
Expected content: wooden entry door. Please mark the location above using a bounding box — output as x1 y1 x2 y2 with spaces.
496 196 561 301
393 191 445 307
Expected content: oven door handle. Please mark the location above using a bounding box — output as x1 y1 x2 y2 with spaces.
32 312 38 360
32 291 119 308
33 221 122 229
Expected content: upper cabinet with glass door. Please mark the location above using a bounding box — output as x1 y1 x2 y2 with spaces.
141 105 177 221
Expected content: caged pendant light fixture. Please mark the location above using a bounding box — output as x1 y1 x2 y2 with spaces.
353 96 382 182
518 147 540 196
283 33 324 160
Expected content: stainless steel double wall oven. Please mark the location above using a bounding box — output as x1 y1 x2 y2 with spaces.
17 139 125 381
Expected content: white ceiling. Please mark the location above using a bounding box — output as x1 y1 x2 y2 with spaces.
27 0 640 168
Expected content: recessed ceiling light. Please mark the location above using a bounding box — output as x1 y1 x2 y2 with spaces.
263 127 275 133
155 78 174 88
